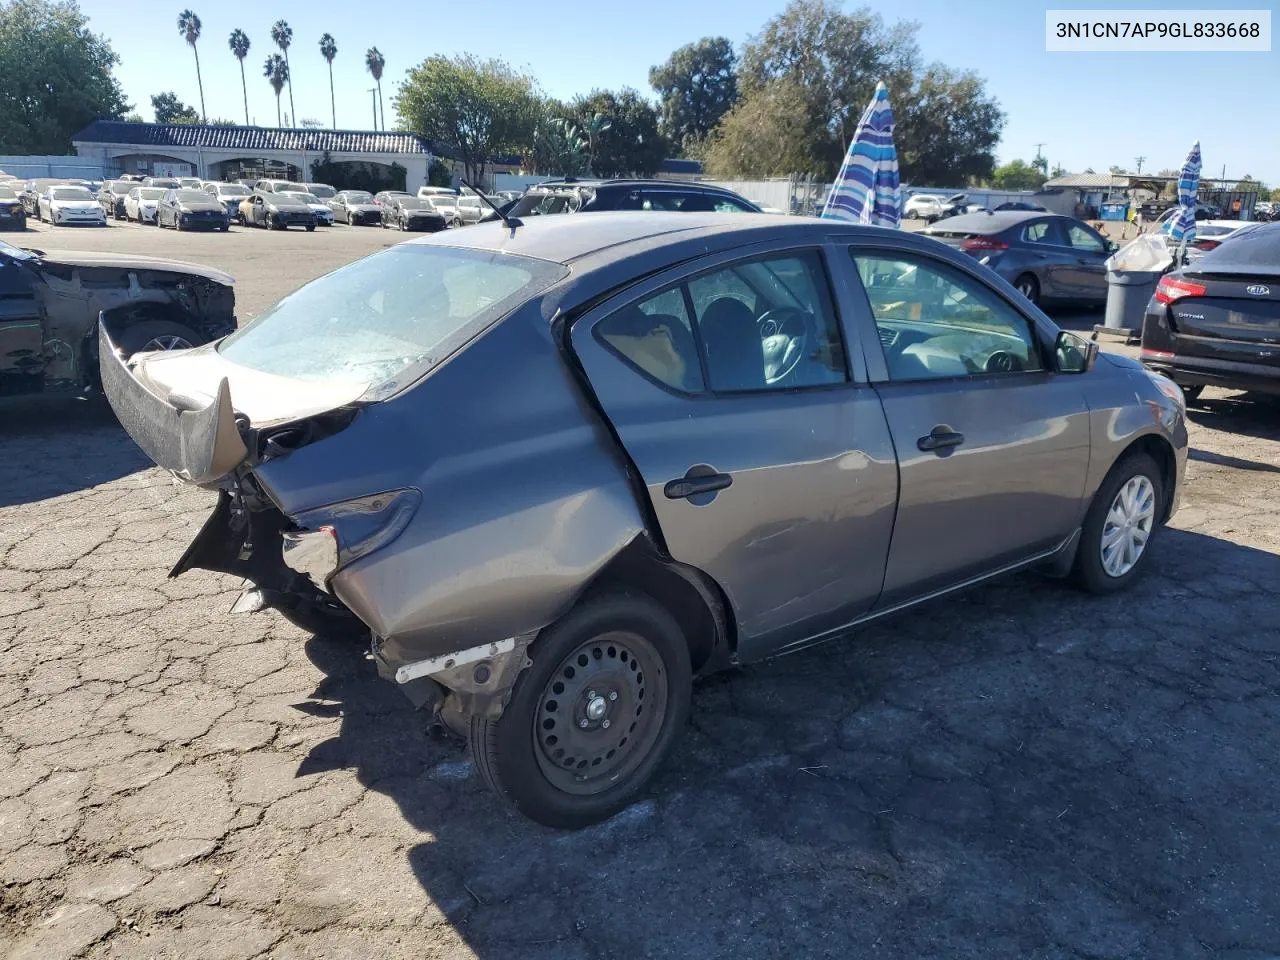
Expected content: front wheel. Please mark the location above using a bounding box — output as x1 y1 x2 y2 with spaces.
469 590 692 829
305 223 315 232
1073 452 1163 594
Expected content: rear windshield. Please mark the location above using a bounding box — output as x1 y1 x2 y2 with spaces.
216 184 249 196
217 246 567 397
306 184 335 198
343 191 373 202
509 190 589 217
0 186 16 199
177 190 212 202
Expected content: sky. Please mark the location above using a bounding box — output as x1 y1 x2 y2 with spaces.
95 0 1280 183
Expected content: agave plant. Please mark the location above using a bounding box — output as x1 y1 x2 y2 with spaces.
271 21 295 127
228 29 250 124
319 33 337 129
176 10 206 122
365 47 385 131
264 53 288 127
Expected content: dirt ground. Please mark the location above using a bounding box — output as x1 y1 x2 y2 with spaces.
2 220 1279 960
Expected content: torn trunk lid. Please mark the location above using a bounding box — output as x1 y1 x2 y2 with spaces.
98 323 367 484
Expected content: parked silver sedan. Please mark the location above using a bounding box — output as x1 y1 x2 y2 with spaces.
101 214 1187 828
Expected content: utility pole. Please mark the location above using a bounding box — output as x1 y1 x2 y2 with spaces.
1134 156 1146 174
368 88 378 131
1032 143 1047 177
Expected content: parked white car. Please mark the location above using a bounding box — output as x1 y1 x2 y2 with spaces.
420 194 461 226
455 194 499 224
177 177 203 189
124 187 165 224
294 192 335 225
203 182 252 217
903 193 946 220
37 186 106 226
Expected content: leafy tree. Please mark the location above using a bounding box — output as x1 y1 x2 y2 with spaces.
310 151 406 192
991 158 1043 191
709 0 1002 182
1234 174 1269 196
125 112 144 123
649 37 738 152
395 54 540 183
1270 186 1280 202
151 91 200 124
271 21 295 127
264 53 287 126
1155 168 1177 177
427 158 452 187
703 76 818 177
566 89 667 177
1050 164 1067 178
176 10 205 121
0 0 130 153
365 47 385 130
1109 165 1130 175
526 100 589 176
228 29 250 125
1083 167 1096 174
319 33 337 129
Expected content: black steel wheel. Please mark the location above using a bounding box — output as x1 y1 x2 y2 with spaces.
1014 273 1040 305
470 590 692 829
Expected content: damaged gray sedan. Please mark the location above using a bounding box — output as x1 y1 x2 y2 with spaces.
102 213 1188 828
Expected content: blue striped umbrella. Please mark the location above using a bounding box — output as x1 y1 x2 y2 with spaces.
821 81 900 227
1167 140 1201 251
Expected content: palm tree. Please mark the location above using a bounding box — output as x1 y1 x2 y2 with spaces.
264 54 288 127
228 29 251 125
365 47 385 131
319 34 337 129
270 21 295 127
176 10 206 122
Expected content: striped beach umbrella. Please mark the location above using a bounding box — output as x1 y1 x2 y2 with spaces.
1167 140 1202 253
821 81 900 227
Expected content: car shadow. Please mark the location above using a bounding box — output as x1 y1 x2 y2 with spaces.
293 526 1280 958
1187 391 1280 442
0 396 150 508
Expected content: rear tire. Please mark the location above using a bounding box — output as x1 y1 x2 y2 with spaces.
469 590 692 829
305 223 315 232
1072 452 1163 595
1181 384 1204 405
1014 273 1040 305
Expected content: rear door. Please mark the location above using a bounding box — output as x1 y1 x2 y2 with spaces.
569 242 899 660
843 246 1091 606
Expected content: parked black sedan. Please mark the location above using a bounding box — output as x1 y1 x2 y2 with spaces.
381 196 448 232
156 189 230 231
330 190 382 225
97 180 137 220
922 211 1119 306
0 184 26 231
1141 222 1280 402
236 192 316 231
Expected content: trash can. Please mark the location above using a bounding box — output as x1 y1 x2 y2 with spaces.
1104 269 1163 331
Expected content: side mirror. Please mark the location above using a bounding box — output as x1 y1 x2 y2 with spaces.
1055 330 1098 374
1106 240 1119 253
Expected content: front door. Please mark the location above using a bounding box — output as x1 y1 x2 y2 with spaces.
845 248 1092 606
1061 220 1110 300
570 246 899 659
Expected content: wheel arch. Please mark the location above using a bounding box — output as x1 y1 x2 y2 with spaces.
579 536 736 675
1110 432 1178 523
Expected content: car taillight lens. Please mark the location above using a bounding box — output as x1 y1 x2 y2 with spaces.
1154 276 1207 304
1191 239 1221 250
959 237 1008 251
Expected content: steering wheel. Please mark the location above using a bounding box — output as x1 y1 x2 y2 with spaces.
984 350 1021 374
757 307 811 383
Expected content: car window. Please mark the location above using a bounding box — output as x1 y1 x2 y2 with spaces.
1023 221 1056 244
597 288 704 393
1066 224 1105 252
851 252 1044 381
600 251 846 394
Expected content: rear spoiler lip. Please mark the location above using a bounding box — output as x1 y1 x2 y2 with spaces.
98 321 248 484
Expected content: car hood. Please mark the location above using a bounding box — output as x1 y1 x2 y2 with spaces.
52 200 99 210
40 250 233 285
349 203 379 212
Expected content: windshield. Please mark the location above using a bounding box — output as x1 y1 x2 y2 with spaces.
306 184 336 198
108 181 135 193
177 190 212 203
216 184 249 197
0 187 16 200
424 197 454 209
0 239 36 261
218 246 566 396
295 194 321 204
139 189 165 200
344 191 373 203
398 198 431 210
51 188 92 200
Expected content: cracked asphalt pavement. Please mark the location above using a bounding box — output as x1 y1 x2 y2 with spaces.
3 222 1280 959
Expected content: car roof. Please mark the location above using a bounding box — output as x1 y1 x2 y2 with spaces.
926 210 1060 234
532 178 742 193
403 211 916 266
